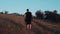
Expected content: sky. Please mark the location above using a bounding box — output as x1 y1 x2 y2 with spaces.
0 0 60 15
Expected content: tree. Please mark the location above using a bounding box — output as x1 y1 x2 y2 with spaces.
0 12 3 14
11 13 20 16
5 11 8 14
45 10 50 14
44 10 53 20
35 10 43 19
53 10 57 14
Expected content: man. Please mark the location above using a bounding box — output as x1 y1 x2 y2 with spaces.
24 9 32 30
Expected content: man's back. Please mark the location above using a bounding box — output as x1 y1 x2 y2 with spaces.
25 12 32 20
24 9 32 30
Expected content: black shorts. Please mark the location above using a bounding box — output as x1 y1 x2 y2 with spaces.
25 19 31 24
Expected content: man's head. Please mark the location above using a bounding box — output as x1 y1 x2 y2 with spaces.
26 9 29 12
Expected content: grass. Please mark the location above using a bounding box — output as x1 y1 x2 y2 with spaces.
0 17 24 29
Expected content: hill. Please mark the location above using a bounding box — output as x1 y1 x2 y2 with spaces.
0 14 60 34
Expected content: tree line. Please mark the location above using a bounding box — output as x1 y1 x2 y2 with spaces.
0 10 60 23
35 10 60 23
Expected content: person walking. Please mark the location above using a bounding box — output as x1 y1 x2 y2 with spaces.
24 9 32 30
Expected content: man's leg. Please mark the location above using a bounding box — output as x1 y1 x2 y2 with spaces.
27 24 31 29
26 24 30 34
27 24 29 29
29 24 31 29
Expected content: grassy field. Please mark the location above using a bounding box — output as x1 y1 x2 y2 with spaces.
0 14 60 34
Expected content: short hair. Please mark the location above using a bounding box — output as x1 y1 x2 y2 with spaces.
27 9 29 11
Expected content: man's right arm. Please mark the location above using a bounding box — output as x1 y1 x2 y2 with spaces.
24 14 26 19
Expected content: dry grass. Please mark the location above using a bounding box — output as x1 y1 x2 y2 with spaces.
0 14 60 34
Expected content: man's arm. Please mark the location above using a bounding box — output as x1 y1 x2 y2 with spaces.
24 14 26 19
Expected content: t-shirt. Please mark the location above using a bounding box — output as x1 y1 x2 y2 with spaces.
25 12 32 20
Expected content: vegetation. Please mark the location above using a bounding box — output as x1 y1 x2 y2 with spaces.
5 11 8 14
35 10 60 23
35 10 44 19
0 9 60 23
0 12 60 34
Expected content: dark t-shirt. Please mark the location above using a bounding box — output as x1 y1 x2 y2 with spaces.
25 12 32 20
25 11 32 24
